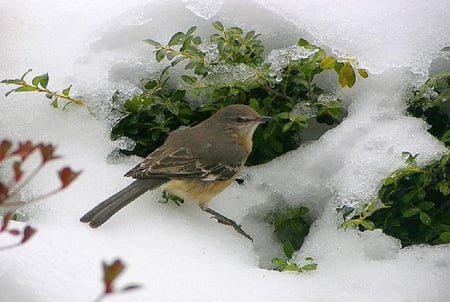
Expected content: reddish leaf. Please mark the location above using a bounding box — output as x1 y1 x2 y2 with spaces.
21 225 37 244
13 161 23 182
0 140 12 161
8 229 21 236
58 167 81 188
103 259 125 294
1 212 13 232
38 144 60 163
12 141 36 160
0 182 9 203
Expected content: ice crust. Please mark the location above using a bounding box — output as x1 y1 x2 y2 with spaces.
1 0 450 301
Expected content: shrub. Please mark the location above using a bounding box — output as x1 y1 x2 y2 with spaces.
111 22 367 165
407 72 450 146
345 152 450 247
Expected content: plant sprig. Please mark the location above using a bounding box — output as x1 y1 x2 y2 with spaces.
339 201 389 231
1 69 85 109
0 212 36 251
94 259 141 302
0 139 81 250
271 241 318 273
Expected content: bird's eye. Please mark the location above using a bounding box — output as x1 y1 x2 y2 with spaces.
235 117 245 124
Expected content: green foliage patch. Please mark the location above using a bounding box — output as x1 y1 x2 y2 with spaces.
407 72 450 146
344 152 450 247
111 22 367 165
267 205 317 272
268 206 311 251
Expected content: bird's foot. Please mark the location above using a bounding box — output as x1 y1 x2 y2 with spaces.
203 207 253 241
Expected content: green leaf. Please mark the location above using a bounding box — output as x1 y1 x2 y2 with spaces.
419 211 432 226
15 86 39 92
320 57 337 70
284 263 301 272
212 21 224 32
166 51 178 60
339 63 356 88
283 241 295 259
301 263 318 272
51 99 59 108
5 88 18 97
271 258 287 269
171 56 186 67
166 102 179 115
62 85 72 96
297 38 310 47
439 182 450 196
360 220 375 230
439 232 450 243
294 115 309 128
155 49 167 62
358 68 369 78
144 80 158 90
168 32 185 47
186 26 197 36
192 36 202 45
245 30 256 40
417 201 435 211
402 207 420 218
181 75 197 85
143 39 162 48
1 78 25 85
282 121 294 133
32 73 49 89
228 27 243 35
20 69 33 80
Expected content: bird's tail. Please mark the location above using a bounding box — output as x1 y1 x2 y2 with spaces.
80 178 167 228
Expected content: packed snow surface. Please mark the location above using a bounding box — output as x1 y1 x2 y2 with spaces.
1 0 450 301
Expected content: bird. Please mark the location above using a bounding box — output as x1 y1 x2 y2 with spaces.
80 104 272 240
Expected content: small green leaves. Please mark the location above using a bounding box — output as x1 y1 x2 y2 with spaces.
340 201 384 231
364 150 450 247
271 256 318 273
406 72 450 147
1 70 84 108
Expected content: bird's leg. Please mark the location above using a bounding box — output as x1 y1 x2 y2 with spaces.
203 207 253 241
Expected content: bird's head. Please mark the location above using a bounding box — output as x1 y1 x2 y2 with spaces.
211 104 273 144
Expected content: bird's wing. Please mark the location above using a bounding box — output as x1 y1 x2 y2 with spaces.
125 145 241 181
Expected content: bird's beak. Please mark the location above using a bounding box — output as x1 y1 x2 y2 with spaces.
259 116 273 123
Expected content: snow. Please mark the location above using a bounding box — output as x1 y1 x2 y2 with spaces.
1 0 450 301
